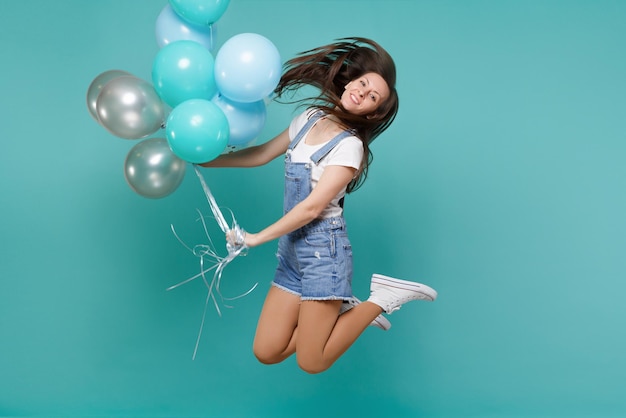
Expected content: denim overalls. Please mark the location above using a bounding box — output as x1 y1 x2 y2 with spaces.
272 111 355 300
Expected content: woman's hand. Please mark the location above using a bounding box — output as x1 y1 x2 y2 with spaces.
226 229 260 249
243 232 260 248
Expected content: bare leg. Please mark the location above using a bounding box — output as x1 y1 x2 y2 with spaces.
252 286 301 364
296 300 383 374
253 273 437 371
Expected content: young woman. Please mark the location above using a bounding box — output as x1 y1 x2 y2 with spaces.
202 38 437 374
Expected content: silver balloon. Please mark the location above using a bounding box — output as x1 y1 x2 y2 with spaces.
86 70 131 121
124 138 186 198
96 76 165 139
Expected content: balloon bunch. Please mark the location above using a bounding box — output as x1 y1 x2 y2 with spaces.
87 0 281 198
87 0 282 358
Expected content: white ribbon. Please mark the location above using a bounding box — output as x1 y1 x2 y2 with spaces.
167 165 256 360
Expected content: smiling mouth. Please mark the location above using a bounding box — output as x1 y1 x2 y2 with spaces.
350 94 360 105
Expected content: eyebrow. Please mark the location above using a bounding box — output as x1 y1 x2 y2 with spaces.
363 77 381 99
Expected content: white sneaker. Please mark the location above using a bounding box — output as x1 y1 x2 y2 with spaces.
340 297 392 331
368 274 437 314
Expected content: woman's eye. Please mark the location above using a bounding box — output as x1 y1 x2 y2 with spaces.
370 94 377 102
360 80 366 86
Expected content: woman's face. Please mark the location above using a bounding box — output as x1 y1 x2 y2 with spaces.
341 72 390 116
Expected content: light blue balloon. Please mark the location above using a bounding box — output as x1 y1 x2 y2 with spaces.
166 99 229 163
211 94 266 146
155 4 217 51
214 33 282 103
169 0 229 26
152 40 217 108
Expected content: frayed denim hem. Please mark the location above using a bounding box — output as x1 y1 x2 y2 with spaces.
271 282 302 297
300 296 351 302
271 282 352 302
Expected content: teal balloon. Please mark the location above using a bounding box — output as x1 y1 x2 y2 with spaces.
214 33 281 103
155 4 217 51
169 0 229 26
152 40 217 108
211 94 266 146
166 99 229 163
124 138 186 199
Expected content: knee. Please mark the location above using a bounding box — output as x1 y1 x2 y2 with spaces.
297 357 330 375
252 342 284 365
254 350 281 365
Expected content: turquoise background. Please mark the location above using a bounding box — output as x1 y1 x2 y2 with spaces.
1 0 625 417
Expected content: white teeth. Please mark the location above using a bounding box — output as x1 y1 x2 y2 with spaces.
351 94 359 105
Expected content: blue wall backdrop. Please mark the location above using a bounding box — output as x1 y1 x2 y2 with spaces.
1 1 625 417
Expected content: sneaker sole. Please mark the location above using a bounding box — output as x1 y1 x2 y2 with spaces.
371 274 438 301
340 297 392 331
372 314 392 331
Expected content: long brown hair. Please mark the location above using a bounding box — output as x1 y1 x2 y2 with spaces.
275 37 399 192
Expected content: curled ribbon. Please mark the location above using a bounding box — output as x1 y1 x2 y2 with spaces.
167 164 256 360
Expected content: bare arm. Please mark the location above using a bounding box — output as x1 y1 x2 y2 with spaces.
243 165 356 247
200 128 290 168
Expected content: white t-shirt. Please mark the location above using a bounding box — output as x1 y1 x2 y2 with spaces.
288 109 364 218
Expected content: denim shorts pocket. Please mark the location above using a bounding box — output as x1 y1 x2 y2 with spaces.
304 231 336 257
333 231 353 285
335 232 352 255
